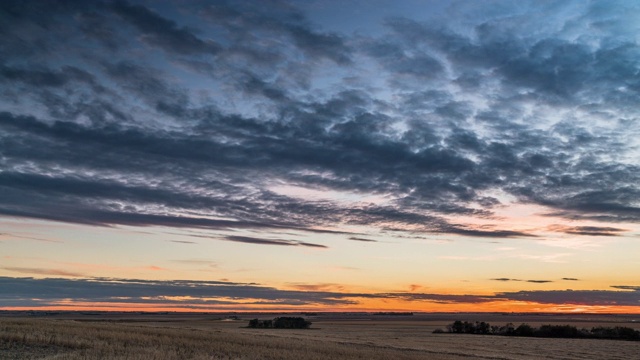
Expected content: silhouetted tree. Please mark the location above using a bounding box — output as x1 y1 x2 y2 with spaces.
475 321 491 334
441 320 640 341
448 320 464 333
537 324 579 338
500 322 515 335
591 326 640 340
248 317 310 329
514 323 534 337
273 317 311 329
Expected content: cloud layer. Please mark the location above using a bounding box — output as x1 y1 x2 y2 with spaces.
2 277 638 309
1 1 639 240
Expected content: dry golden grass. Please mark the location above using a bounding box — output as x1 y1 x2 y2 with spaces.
0 318 464 360
1 314 639 359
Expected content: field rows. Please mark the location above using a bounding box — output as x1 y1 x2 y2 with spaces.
1 316 639 359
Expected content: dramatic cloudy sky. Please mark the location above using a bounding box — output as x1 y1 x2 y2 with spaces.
1 0 639 312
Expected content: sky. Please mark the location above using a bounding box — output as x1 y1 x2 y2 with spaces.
0 0 639 313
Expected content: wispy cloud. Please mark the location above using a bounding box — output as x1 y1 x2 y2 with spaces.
287 283 346 292
610 285 640 291
171 259 217 267
515 253 572 263
0 232 63 243
490 278 553 283
223 235 327 248
348 237 377 243
548 225 627 237
145 266 166 271
169 240 197 245
2 267 85 277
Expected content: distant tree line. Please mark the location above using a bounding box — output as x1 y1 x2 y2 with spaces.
248 317 311 329
437 321 640 341
373 312 414 316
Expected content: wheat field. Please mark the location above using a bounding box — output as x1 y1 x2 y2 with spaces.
1 313 639 359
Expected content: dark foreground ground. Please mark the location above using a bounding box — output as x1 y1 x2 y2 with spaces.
1 312 639 359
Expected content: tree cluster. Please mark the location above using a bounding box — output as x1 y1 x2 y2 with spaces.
248 317 311 329
441 321 640 341
373 312 414 316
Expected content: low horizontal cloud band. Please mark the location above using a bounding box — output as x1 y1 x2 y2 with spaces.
2 277 638 308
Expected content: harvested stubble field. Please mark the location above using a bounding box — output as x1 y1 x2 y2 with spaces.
1 313 639 359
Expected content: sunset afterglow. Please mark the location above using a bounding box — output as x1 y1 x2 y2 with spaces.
1 0 639 313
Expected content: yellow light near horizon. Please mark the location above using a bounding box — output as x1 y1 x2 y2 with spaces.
3 299 639 314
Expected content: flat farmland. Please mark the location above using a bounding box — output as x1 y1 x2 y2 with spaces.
1 313 639 359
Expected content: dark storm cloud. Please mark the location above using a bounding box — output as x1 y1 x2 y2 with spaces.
0 109 524 237
363 39 444 80
375 11 640 219
287 24 352 65
1 0 639 242
201 1 352 65
0 198 350 237
103 61 189 108
0 65 94 88
383 14 640 104
110 0 221 55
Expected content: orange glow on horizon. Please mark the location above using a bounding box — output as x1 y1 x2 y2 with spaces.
2 300 639 314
